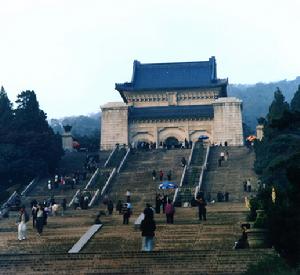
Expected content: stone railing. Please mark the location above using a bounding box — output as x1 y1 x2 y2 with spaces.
117 148 131 174
173 143 195 203
173 165 187 203
21 178 38 197
84 168 99 190
104 145 118 167
101 168 117 196
68 189 80 207
88 189 100 208
187 142 196 166
194 145 210 198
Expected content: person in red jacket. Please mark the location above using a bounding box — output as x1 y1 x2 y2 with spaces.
165 199 175 224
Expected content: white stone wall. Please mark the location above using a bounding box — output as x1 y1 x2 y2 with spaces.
128 119 213 146
212 97 243 146
100 102 128 150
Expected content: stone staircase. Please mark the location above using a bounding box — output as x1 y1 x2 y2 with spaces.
176 142 204 203
0 147 274 274
202 146 258 202
106 149 191 210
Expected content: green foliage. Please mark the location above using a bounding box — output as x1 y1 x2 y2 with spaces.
0 89 63 190
253 87 300 266
244 256 298 275
290 85 300 113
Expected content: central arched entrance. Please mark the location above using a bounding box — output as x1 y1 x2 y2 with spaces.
165 137 180 149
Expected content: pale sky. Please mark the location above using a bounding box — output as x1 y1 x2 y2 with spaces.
1 0 300 118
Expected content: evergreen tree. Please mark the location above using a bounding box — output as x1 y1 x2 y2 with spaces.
290 85 300 113
0 86 13 141
267 88 289 123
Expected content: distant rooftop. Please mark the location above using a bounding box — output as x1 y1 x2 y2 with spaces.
116 57 227 97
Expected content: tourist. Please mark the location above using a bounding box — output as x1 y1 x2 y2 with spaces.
126 189 131 202
167 170 172 181
36 204 46 235
122 203 131 224
247 179 252 192
61 198 67 216
155 194 161 214
197 197 207 221
243 180 247 192
181 157 186 167
217 191 224 202
107 200 114 215
152 170 157 181
74 196 80 210
225 151 229 161
225 192 229 202
234 224 249 249
116 200 122 214
218 158 222 167
31 203 37 228
143 203 154 218
165 199 175 224
159 170 164 181
17 206 29 241
47 180 52 190
220 151 225 161
162 195 167 213
140 211 156 252
94 213 102 225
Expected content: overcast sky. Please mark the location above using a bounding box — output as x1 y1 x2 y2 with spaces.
1 0 300 119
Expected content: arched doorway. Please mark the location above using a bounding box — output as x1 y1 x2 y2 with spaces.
165 137 180 149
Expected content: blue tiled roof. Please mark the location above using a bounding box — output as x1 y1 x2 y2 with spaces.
116 57 227 93
129 105 214 121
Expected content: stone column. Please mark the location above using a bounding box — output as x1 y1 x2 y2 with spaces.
256 125 264 141
212 97 244 146
100 102 129 150
62 125 74 151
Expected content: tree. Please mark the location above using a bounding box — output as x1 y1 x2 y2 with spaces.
0 86 13 142
254 86 300 266
290 85 300 113
267 88 289 123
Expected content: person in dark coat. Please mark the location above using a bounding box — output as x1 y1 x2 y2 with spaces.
122 203 131 224
116 200 122 214
107 200 114 215
140 212 156 251
196 197 207 221
155 194 161 214
36 204 46 235
152 170 156 181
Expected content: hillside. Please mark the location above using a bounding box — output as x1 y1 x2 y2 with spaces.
229 76 300 130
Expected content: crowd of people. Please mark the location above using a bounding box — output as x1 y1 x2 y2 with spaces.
16 196 67 241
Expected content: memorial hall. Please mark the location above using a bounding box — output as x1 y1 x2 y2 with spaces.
101 56 243 149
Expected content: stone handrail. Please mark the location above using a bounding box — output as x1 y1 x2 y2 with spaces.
101 167 117 196
117 148 131 174
1 191 17 209
172 145 194 203
21 178 40 197
194 145 210 199
68 189 80 207
88 189 100 208
84 168 99 190
104 145 118 167
173 165 187 203
188 142 196 166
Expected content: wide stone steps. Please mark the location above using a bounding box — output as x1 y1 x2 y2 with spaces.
0 249 274 275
